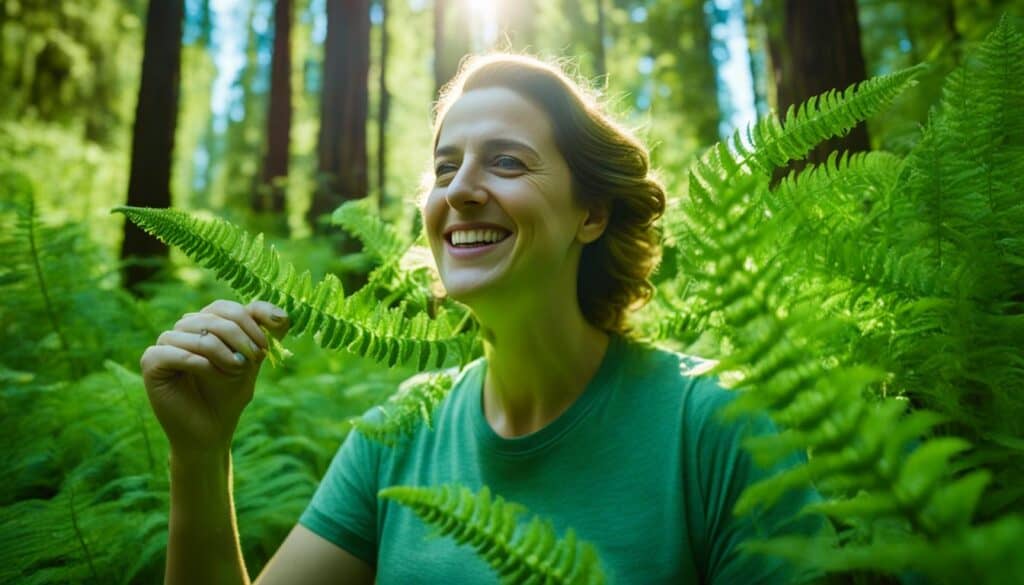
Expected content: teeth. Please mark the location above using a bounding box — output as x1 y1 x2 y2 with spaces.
450 229 508 246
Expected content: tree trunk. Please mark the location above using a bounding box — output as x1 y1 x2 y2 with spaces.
120 0 184 294
768 0 870 167
308 0 370 232
497 0 535 49
649 0 721 146
377 0 390 212
256 0 293 221
433 0 468 97
594 0 606 81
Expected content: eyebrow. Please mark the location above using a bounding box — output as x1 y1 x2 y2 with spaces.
434 138 541 160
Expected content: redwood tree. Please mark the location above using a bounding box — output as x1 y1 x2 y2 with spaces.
308 0 370 232
433 0 469 97
767 0 870 166
256 0 293 219
377 0 390 211
120 0 184 293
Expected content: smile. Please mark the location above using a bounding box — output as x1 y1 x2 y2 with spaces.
444 229 513 259
447 228 511 247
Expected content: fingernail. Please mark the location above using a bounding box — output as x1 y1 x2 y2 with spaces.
270 308 287 323
234 352 246 363
249 340 258 353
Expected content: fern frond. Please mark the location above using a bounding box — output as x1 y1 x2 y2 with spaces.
330 199 407 264
740 64 925 175
331 200 438 311
743 515 1024 585
379 484 605 585
112 206 477 370
350 370 456 446
654 33 1021 580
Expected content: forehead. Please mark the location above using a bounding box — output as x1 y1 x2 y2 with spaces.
435 87 556 153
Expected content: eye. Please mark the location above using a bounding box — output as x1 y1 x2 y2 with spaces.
434 162 458 178
493 155 526 171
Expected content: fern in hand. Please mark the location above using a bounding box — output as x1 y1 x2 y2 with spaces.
112 205 476 370
379 484 606 585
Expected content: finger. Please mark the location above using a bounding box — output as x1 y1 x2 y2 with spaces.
201 300 269 350
247 300 290 338
174 313 263 361
141 344 216 381
157 330 249 374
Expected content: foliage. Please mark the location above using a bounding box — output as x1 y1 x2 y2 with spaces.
644 16 1024 584
112 204 478 370
349 370 456 447
379 484 606 585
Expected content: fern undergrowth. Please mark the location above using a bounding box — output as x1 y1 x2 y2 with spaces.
644 16 1024 584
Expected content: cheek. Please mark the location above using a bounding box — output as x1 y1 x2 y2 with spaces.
421 190 446 250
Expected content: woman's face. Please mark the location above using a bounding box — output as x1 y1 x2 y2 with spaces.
422 87 602 306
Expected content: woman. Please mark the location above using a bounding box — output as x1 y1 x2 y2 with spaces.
141 54 821 584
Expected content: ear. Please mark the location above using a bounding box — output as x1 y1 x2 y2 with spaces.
577 202 610 244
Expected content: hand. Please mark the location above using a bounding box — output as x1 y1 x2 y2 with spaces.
140 300 290 461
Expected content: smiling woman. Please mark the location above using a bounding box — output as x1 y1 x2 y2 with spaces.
426 55 666 334
143 53 825 585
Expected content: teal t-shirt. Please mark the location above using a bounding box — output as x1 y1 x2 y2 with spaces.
299 335 824 583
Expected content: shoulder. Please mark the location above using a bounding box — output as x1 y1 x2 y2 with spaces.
618 336 733 415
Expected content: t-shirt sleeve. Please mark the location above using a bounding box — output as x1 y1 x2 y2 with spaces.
690 377 828 585
298 424 382 566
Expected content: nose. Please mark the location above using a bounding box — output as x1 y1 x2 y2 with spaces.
445 159 488 209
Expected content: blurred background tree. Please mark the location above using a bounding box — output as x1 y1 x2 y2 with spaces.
3 0 1021 302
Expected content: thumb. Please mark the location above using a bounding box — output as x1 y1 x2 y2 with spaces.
247 300 291 339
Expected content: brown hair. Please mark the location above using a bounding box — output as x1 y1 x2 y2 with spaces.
430 54 666 334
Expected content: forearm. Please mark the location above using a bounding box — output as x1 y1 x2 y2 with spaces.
166 450 250 585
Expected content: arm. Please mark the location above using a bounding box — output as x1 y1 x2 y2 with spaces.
143 300 374 585
166 451 375 585
165 451 247 585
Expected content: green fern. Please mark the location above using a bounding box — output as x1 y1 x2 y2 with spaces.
330 199 436 309
731 63 925 175
112 205 477 370
652 18 1024 583
350 370 456 446
330 199 407 264
379 484 605 585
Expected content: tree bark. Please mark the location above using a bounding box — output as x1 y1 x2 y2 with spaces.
377 0 390 212
768 0 870 166
256 0 293 220
120 0 184 294
309 0 370 232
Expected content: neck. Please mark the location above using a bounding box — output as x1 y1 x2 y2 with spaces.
472 296 610 438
